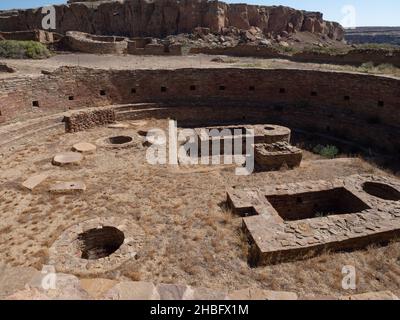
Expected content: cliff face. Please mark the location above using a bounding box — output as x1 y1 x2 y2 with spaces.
0 0 344 40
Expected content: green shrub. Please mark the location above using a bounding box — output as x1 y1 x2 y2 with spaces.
0 40 50 59
313 144 339 159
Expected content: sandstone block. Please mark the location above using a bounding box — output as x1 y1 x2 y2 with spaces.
22 173 49 190
49 181 86 194
340 291 399 300
72 142 97 153
80 278 118 299
52 152 83 166
104 281 160 300
227 288 298 300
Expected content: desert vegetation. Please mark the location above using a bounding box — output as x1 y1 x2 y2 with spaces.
0 40 50 59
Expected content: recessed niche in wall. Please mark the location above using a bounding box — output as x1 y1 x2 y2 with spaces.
100 90 106 96
311 91 318 96
190 85 196 91
68 96 74 101
219 85 226 91
344 95 350 101
131 88 136 94
161 86 167 92
378 101 384 107
32 101 40 107
279 88 286 94
249 86 255 91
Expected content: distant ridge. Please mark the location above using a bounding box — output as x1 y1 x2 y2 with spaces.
345 27 400 45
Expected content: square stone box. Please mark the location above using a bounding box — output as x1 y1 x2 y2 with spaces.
194 124 290 156
254 142 302 171
227 175 400 265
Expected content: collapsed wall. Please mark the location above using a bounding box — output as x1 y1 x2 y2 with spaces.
0 0 344 40
0 67 399 155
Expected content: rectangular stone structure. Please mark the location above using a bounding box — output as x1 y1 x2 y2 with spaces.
227 174 400 265
254 142 302 171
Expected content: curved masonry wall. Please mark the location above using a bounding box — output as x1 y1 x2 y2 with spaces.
0 67 399 154
65 31 128 54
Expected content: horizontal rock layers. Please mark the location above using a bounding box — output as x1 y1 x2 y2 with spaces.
0 0 344 40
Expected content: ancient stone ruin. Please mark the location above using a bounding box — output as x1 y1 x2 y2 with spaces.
228 175 400 265
1 0 400 302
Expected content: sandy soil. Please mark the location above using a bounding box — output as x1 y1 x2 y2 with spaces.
1 53 399 80
0 118 399 298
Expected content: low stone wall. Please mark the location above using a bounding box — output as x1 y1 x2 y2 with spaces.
63 108 115 133
292 49 400 67
65 31 127 54
0 29 54 44
127 40 182 56
0 67 399 156
191 45 400 67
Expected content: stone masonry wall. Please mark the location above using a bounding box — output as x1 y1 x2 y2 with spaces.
0 66 399 154
64 108 115 132
191 46 400 68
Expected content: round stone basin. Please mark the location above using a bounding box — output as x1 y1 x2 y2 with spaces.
78 226 125 260
108 136 133 144
97 135 135 148
362 181 400 201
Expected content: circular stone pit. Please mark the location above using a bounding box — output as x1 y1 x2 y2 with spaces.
257 124 291 144
96 135 135 149
49 217 145 276
362 181 400 201
79 226 125 260
52 152 83 166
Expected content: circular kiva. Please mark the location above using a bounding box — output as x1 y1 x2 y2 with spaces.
255 124 291 144
72 142 97 153
48 217 145 276
52 152 83 166
96 135 135 148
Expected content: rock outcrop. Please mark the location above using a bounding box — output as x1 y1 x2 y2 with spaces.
0 0 344 41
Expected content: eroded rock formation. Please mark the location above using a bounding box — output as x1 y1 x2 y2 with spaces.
0 0 344 40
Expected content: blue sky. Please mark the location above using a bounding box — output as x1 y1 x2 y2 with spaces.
0 1 398 27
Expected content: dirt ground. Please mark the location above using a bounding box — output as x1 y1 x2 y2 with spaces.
0 118 399 298
1 53 399 80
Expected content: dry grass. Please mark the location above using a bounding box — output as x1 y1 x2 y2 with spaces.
0 119 399 298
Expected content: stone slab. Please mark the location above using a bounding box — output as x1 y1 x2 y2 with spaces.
52 152 83 166
29 272 89 300
80 278 118 299
104 281 160 300
183 286 228 300
156 283 189 300
72 142 97 153
49 181 86 194
227 287 298 300
108 123 130 129
340 291 399 300
0 263 40 299
22 173 49 191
